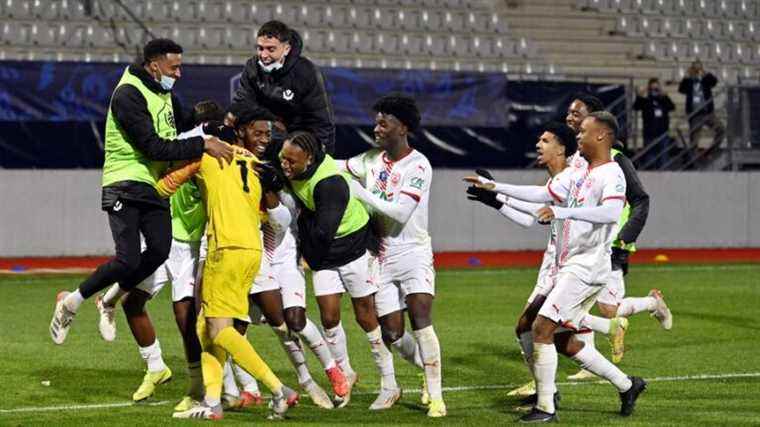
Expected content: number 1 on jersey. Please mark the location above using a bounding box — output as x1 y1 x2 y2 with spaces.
236 160 250 193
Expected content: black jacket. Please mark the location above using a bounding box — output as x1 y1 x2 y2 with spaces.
678 73 718 115
103 64 205 209
233 30 335 154
612 149 649 245
291 152 371 270
633 93 675 139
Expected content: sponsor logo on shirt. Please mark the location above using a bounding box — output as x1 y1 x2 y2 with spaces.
410 177 425 190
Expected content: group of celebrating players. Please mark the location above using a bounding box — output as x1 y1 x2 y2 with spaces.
46 19 672 424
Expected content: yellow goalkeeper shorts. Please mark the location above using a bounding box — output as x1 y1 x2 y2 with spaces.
201 248 261 320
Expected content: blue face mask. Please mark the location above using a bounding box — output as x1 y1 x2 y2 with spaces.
159 74 176 90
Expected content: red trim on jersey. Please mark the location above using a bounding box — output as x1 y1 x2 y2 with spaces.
382 148 415 165
400 191 421 202
547 183 564 204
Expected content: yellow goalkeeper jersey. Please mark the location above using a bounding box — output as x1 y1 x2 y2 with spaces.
157 146 263 252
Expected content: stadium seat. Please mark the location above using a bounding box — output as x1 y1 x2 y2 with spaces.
424 34 446 56
494 36 517 58
248 3 274 26
485 12 508 34
31 0 62 20
663 39 689 60
737 0 757 19
2 0 33 19
326 30 351 53
375 32 398 54
173 26 200 49
751 44 760 64
399 33 423 55
731 42 748 63
61 24 86 48
744 21 759 42
717 0 737 17
197 0 224 23
302 29 326 52
224 27 249 50
641 17 663 37
371 7 394 30
397 9 420 31
443 11 466 32
348 30 372 53
143 1 171 22
516 37 537 58
421 9 443 32
29 22 56 47
673 0 696 16
197 26 224 49
272 3 298 26
170 1 198 22
294 4 317 27
59 0 86 20
684 18 701 38
325 5 350 28
88 26 115 48
695 0 717 16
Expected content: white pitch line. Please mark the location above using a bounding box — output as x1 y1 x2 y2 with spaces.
2 372 758 414
437 264 758 276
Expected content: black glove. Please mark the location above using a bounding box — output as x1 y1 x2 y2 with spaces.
466 185 503 209
475 168 494 180
256 162 284 193
202 121 236 143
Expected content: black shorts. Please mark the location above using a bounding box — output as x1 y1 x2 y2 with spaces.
611 247 630 275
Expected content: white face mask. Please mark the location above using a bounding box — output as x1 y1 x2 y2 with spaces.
258 47 289 73
159 74 176 90
258 59 285 73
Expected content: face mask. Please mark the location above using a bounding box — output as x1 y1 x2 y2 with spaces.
258 48 289 73
258 59 285 73
159 74 176 90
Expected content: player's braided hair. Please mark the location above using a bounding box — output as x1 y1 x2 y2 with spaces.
372 93 421 133
286 131 321 157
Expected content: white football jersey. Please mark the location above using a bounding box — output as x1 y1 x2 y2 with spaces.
547 161 627 284
344 148 432 257
262 191 300 266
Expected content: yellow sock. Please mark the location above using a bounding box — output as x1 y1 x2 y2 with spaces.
201 350 225 401
214 326 283 393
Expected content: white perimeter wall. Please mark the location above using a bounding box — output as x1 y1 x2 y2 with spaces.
1 170 758 256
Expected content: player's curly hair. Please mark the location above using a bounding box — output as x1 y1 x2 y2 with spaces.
571 92 605 113
543 121 577 155
372 93 421 133
286 131 321 157
236 106 278 129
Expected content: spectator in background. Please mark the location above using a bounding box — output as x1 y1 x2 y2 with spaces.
633 78 675 169
678 60 724 149
233 20 336 154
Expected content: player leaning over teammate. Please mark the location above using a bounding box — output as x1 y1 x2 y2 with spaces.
565 94 672 378
153 123 299 421
279 131 397 409
467 112 647 422
342 94 445 417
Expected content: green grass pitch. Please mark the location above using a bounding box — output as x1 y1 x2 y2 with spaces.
1 264 758 426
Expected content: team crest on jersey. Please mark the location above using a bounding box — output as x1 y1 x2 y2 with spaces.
283 89 294 101
410 177 425 189
378 170 389 183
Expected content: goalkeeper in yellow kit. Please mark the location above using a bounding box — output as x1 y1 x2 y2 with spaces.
155 112 299 420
